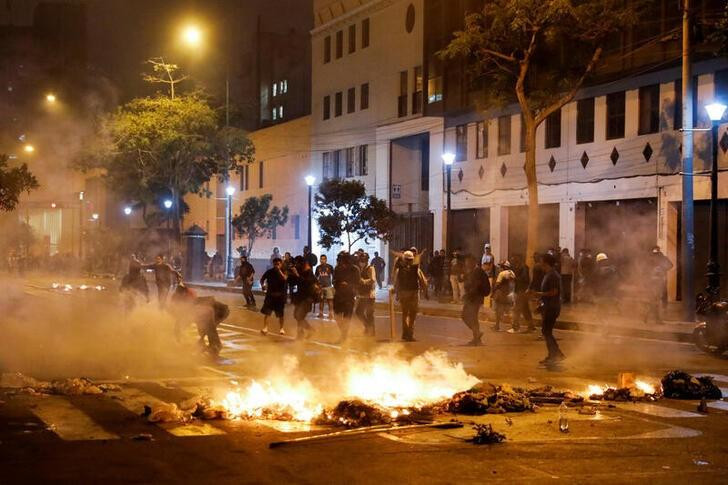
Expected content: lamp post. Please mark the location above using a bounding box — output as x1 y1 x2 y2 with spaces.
442 152 455 253
705 102 727 298
225 185 236 280
305 175 316 250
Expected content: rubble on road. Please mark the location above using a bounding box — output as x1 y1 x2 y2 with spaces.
527 386 585 405
441 384 534 415
315 400 434 428
589 387 661 402
143 403 189 423
1 373 121 396
661 370 723 400
468 424 506 444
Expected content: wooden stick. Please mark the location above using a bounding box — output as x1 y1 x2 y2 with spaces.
269 421 463 449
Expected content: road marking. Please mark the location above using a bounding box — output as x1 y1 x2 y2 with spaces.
226 324 365 354
621 402 705 418
696 373 728 383
707 400 728 411
112 387 225 437
31 396 119 441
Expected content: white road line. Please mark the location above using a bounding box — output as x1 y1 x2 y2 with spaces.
31 396 119 441
112 387 225 437
621 402 705 419
224 323 366 354
707 400 728 411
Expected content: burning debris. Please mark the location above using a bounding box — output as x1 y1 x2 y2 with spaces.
468 424 506 444
661 371 723 400
443 384 534 415
587 380 661 402
315 400 434 428
1 373 120 396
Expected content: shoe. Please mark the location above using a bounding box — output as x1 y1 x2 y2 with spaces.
318 313 324 319
553 353 566 362
466 338 483 346
507 328 517 334
538 357 552 365
279 328 286 336
260 328 268 336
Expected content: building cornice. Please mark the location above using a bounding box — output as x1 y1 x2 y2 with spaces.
311 0 397 38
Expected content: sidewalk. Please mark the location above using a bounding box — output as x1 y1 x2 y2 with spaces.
186 281 696 343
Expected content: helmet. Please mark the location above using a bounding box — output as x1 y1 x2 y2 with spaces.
403 251 415 260
596 253 608 262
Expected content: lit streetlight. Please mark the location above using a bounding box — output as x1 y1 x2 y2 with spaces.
123 206 133 216
23 144 35 154
442 152 455 253
225 185 236 279
704 102 727 298
51 202 56 208
163 199 173 209
46 93 57 103
182 24 203 47
305 175 316 250
91 213 99 221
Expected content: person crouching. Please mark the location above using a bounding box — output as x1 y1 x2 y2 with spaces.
171 284 230 357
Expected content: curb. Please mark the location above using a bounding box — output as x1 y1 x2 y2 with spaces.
186 282 694 344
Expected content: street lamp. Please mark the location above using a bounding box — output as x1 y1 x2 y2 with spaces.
91 213 99 221
123 206 132 216
182 24 203 47
225 185 236 280
45 93 56 104
705 102 727 298
163 199 173 209
442 152 455 253
23 144 35 154
305 175 316 250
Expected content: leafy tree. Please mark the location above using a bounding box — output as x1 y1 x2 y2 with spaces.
440 0 636 258
314 179 397 252
80 94 254 240
0 154 39 212
142 57 189 99
232 194 289 255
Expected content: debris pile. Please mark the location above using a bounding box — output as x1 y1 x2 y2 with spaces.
442 384 534 415
315 399 434 428
1 373 120 396
468 424 506 444
527 386 585 405
661 370 722 400
588 385 661 402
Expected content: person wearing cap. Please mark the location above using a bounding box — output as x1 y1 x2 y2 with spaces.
529 253 565 365
493 261 516 332
646 246 673 324
394 250 428 341
481 243 495 270
461 255 491 345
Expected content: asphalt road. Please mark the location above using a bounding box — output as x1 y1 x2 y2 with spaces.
2 278 728 483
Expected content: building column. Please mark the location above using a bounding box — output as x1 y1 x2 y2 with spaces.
559 202 576 256
429 125 447 251
489 205 508 262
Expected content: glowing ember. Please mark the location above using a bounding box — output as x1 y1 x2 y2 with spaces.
585 384 609 398
343 350 480 408
79 285 88 290
634 380 657 395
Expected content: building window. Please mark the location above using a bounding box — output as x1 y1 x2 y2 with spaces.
324 36 331 63
519 114 526 153
335 30 343 59
335 92 343 117
240 164 249 191
361 83 369 110
673 79 682 130
638 84 660 135
323 95 330 120
358 145 368 176
258 161 264 188
398 70 408 117
497 115 511 156
455 124 467 161
606 91 625 140
413 66 423 115
323 152 332 180
345 147 355 177
272 83 277 97
347 87 356 114
544 109 561 149
333 150 341 179
293 215 300 240
428 76 442 104
476 121 487 158
272 107 277 121
362 18 370 48
280 80 287 94
348 24 356 53
576 97 595 144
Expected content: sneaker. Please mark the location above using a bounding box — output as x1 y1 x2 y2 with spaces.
260 328 268 336
507 328 517 334
318 313 324 319
279 328 286 336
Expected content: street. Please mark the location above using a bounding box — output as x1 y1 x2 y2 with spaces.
2 279 728 483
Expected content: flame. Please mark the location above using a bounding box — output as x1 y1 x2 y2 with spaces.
220 380 323 422
634 380 657 395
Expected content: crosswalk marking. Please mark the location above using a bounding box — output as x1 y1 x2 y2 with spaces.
622 402 705 418
31 396 119 441
707 400 728 411
111 387 225 437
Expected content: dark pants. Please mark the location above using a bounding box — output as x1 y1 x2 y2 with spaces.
294 300 313 338
541 307 564 359
399 290 419 339
513 292 533 330
242 280 256 306
355 297 375 335
157 283 170 309
375 272 384 289
433 275 444 295
196 308 222 355
461 301 482 341
562 274 573 303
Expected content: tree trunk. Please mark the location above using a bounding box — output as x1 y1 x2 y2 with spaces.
524 121 540 266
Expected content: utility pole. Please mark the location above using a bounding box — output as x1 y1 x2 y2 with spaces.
681 0 695 321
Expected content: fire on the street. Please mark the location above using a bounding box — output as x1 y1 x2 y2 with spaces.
584 378 661 401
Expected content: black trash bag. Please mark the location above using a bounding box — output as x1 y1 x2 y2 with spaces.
661 370 722 400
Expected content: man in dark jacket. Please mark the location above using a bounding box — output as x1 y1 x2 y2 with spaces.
461 255 491 345
236 255 256 308
333 252 360 344
260 258 287 335
529 253 565 366
394 251 428 341
511 254 534 332
143 254 182 309
371 251 386 289
120 257 149 310
171 285 229 357
289 257 317 339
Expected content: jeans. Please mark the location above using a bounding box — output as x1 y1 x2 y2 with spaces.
242 280 256 306
399 290 419 339
355 297 375 335
461 301 482 340
512 292 533 330
541 306 564 359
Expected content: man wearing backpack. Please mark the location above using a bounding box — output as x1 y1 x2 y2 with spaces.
461 255 491 346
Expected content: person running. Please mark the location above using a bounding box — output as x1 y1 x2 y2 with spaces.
259 257 287 335
289 257 317 340
355 252 377 337
333 252 360 344
393 251 428 342
493 261 516 332
530 253 565 366
315 254 334 318
461 255 491 345
142 254 181 309
371 251 386 289
511 254 534 332
235 255 256 308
